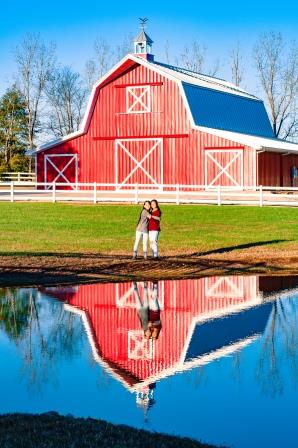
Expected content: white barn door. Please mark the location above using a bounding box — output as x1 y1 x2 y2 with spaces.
44 154 78 189
205 149 243 188
115 138 163 190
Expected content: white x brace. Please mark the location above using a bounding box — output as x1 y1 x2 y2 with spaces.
205 150 243 187
115 138 163 189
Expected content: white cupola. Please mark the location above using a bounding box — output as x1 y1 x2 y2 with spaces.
133 18 154 61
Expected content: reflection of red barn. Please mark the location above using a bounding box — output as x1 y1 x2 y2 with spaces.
35 27 298 189
43 276 270 391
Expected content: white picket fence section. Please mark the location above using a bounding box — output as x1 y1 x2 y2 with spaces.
1 181 298 206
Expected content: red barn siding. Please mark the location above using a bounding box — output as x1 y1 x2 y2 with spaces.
37 59 260 188
257 152 281 186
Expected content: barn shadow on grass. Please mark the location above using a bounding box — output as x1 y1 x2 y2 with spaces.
187 239 289 257
0 239 292 287
0 239 289 260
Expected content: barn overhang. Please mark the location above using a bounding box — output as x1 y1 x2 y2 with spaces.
195 125 298 154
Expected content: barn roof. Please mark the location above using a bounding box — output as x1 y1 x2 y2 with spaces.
34 53 298 153
182 82 275 138
151 60 256 99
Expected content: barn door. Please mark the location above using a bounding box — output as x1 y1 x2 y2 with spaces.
115 138 163 190
44 154 78 190
205 149 243 188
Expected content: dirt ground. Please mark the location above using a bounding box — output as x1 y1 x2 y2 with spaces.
1 245 298 287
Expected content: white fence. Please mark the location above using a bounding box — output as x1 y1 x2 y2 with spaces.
1 182 298 206
0 172 36 182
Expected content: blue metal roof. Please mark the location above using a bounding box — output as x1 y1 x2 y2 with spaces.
183 82 275 138
185 302 272 361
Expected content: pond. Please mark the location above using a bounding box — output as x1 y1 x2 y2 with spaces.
0 275 298 448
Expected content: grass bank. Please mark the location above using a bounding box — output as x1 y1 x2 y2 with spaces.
1 202 298 285
0 202 297 255
0 412 225 448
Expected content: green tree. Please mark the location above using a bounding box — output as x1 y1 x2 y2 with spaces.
0 86 28 172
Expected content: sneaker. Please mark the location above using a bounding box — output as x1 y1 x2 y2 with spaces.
132 252 137 260
143 252 148 260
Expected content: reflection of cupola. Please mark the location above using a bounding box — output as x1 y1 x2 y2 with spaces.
133 18 154 61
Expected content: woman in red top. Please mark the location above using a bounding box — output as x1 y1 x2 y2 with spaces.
148 199 161 258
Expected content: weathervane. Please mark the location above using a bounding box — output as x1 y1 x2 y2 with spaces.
139 17 148 31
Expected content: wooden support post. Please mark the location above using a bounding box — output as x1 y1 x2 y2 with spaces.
259 185 263 207
135 183 138 204
93 182 97 204
176 184 180 205
10 182 14 202
217 184 221 206
52 182 56 203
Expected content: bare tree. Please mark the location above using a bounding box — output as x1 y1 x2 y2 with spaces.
45 66 88 138
164 40 171 64
179 41 206 73
253 32 298 140
84 59 97 91
84 37 113 89
113 33 134 62
15 33 56 150
85 34 134 90
230 42 244 86
177 41 220 77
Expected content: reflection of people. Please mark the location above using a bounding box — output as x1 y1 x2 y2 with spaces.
133 201 151 260
290 165 297 187
148 199 162 259
134 281 150 338
133 281 162 340
148 282 162 340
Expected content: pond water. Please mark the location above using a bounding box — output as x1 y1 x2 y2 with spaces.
0 275 298 448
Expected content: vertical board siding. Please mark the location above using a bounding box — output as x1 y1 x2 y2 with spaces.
42 276 259 387
37 59 262 188
257 152 281 186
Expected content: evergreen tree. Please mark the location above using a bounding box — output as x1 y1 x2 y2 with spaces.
0 86 28 173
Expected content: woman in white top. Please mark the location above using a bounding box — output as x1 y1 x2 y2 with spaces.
133 201 151 259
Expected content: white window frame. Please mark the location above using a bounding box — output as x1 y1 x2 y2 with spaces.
204 149 243 189
126 86 151 114
44 154 78 190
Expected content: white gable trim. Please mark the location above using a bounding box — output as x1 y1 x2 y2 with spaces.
35 54 181 153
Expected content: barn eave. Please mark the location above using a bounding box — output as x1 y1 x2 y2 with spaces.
195 125 298 154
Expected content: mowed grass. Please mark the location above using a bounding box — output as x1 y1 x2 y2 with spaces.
0 202 298 256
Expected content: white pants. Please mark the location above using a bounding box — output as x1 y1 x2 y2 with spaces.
133 231 149 253
149 231 160 257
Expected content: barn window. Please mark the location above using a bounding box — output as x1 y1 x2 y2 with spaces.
126 86 151 114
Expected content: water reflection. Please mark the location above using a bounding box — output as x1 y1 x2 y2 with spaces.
1 276 298 404
38 276 273 408
0 287 84 390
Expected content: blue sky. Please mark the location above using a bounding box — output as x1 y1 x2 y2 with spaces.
0 0 298 94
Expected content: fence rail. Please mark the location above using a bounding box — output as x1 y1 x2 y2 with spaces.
0 172 36 182
1 181 298 206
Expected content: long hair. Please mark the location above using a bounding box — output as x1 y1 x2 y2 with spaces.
151 199 162 216
137 200 151 225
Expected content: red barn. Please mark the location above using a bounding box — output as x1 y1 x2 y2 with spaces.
42 276 272 408
35 28 298 189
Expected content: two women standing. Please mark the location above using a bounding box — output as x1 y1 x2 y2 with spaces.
133 199 161 259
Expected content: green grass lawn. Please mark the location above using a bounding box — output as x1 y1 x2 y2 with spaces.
0 202 297 256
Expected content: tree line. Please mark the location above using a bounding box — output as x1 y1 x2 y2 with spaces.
0 31 298 174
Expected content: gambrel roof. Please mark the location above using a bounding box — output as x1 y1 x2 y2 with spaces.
34 53 298 154
182 82 274 138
